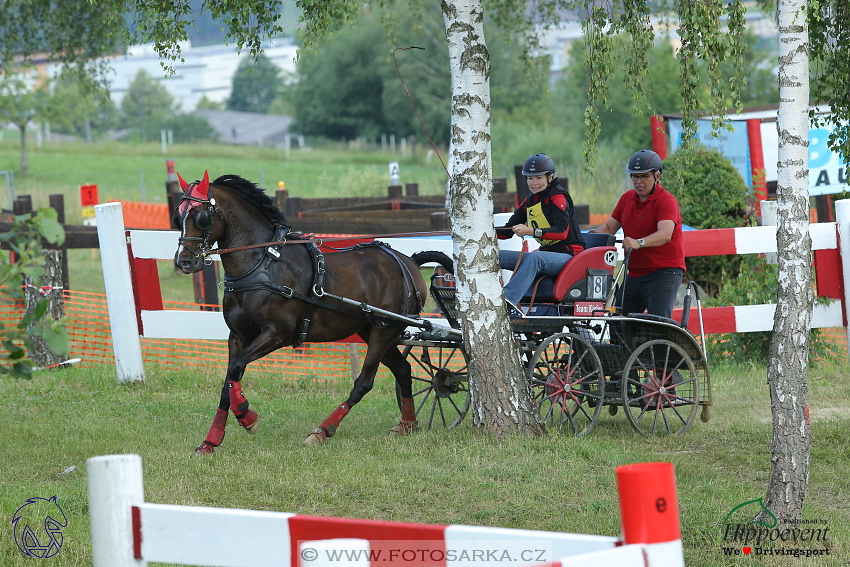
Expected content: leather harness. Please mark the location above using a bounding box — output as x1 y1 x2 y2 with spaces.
222 227 423 348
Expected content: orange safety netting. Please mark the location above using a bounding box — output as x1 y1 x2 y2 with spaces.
588 213 609 226
119 201 171 230
0 289 376 380
3 289 846 374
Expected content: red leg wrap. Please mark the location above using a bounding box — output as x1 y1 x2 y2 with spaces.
399 398 417 423
204 408 229 447
229 381 258 432
319 403 350 438
229 380 250 414
237 409 259 431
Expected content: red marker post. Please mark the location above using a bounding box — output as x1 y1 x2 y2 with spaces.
615 462 681 545
80 184 99 227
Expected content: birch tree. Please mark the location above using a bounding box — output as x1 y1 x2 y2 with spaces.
754 0 812 525
442 0 543 434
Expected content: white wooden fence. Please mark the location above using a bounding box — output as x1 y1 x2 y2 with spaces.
87 454 685 567
96 201 850 383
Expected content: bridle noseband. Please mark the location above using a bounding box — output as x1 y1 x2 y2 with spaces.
178 182 224 265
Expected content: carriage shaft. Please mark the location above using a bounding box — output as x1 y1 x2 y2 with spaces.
324 292 463 339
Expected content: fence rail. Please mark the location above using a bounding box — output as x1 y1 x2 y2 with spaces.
87 454 685 567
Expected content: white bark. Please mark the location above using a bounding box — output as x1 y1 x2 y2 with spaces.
441 0 542 435
758 0 812 525
24 250 64 367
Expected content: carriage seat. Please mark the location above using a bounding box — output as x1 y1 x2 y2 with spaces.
521 232 617 306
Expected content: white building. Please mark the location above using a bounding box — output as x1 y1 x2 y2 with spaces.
47 38 299 113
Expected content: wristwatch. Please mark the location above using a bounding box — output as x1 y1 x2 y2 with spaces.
534 228 543 238
637 238 645 248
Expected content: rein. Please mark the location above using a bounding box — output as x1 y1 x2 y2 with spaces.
209 230 451 256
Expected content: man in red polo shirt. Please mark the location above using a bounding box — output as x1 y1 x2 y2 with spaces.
590 149 685 319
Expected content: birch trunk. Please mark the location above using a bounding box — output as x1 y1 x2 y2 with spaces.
24 250 65 367
756 0 812 525
441 0 543 436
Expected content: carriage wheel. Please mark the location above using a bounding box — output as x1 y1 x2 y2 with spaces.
398 343 470 429
526 333 605 438
620 339 699 435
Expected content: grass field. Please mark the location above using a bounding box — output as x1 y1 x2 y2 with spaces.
0 140 451 224
0 138 629 226
1 361 847 566
4 138 847 566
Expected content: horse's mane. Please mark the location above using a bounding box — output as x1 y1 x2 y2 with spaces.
212 174 288 227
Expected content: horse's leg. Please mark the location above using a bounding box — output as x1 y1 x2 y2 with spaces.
194 376 235 456
226 329 288 429
195 329 286 455
194 335 249 456
383 344 419 436
304 327 400 445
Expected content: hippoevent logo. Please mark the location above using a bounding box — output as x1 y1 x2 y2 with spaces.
11 496 67 559
720 498 830 558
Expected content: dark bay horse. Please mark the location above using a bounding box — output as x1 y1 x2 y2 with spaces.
173 171 428 453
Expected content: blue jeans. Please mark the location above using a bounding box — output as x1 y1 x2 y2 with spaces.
615 268 684 319
499 250 573 305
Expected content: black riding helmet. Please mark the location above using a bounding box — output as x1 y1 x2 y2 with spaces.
522 153 556 176
627 149 663 174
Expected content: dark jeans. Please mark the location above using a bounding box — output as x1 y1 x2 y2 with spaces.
614 268 684 319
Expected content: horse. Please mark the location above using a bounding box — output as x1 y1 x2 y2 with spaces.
172 171 428 453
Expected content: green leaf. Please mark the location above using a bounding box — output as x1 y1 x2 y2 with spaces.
18 313 34 330
36 213 65 246
41 326 71 357
12 361 34 379
33 298 49 320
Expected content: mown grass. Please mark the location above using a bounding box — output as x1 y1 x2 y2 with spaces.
0 138 629 225
1 361 847 566
0 140 450 224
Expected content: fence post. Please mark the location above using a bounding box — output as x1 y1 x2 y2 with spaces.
87 454 146 567
835 200 850 359
616 462 684 567
95 203 146 383
48 193 70 290
13 194 32 216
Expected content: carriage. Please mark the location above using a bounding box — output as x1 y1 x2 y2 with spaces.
401 232 713 438
173 172 712 452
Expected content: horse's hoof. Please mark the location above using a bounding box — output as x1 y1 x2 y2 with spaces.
238 409 259 434
193 441 216 457
304 427 327 446
388 421 419 436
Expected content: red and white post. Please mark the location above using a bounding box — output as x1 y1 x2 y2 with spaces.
95 202 145 383
87 454 146 567
835 199 850 358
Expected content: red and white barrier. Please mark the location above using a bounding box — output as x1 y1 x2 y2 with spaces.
94 201 453 382
95 200 850 382
87 454 684 567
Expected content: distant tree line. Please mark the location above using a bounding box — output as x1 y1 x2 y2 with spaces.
1 0 779 167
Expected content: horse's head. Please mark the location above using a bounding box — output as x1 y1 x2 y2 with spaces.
173 170 224 273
